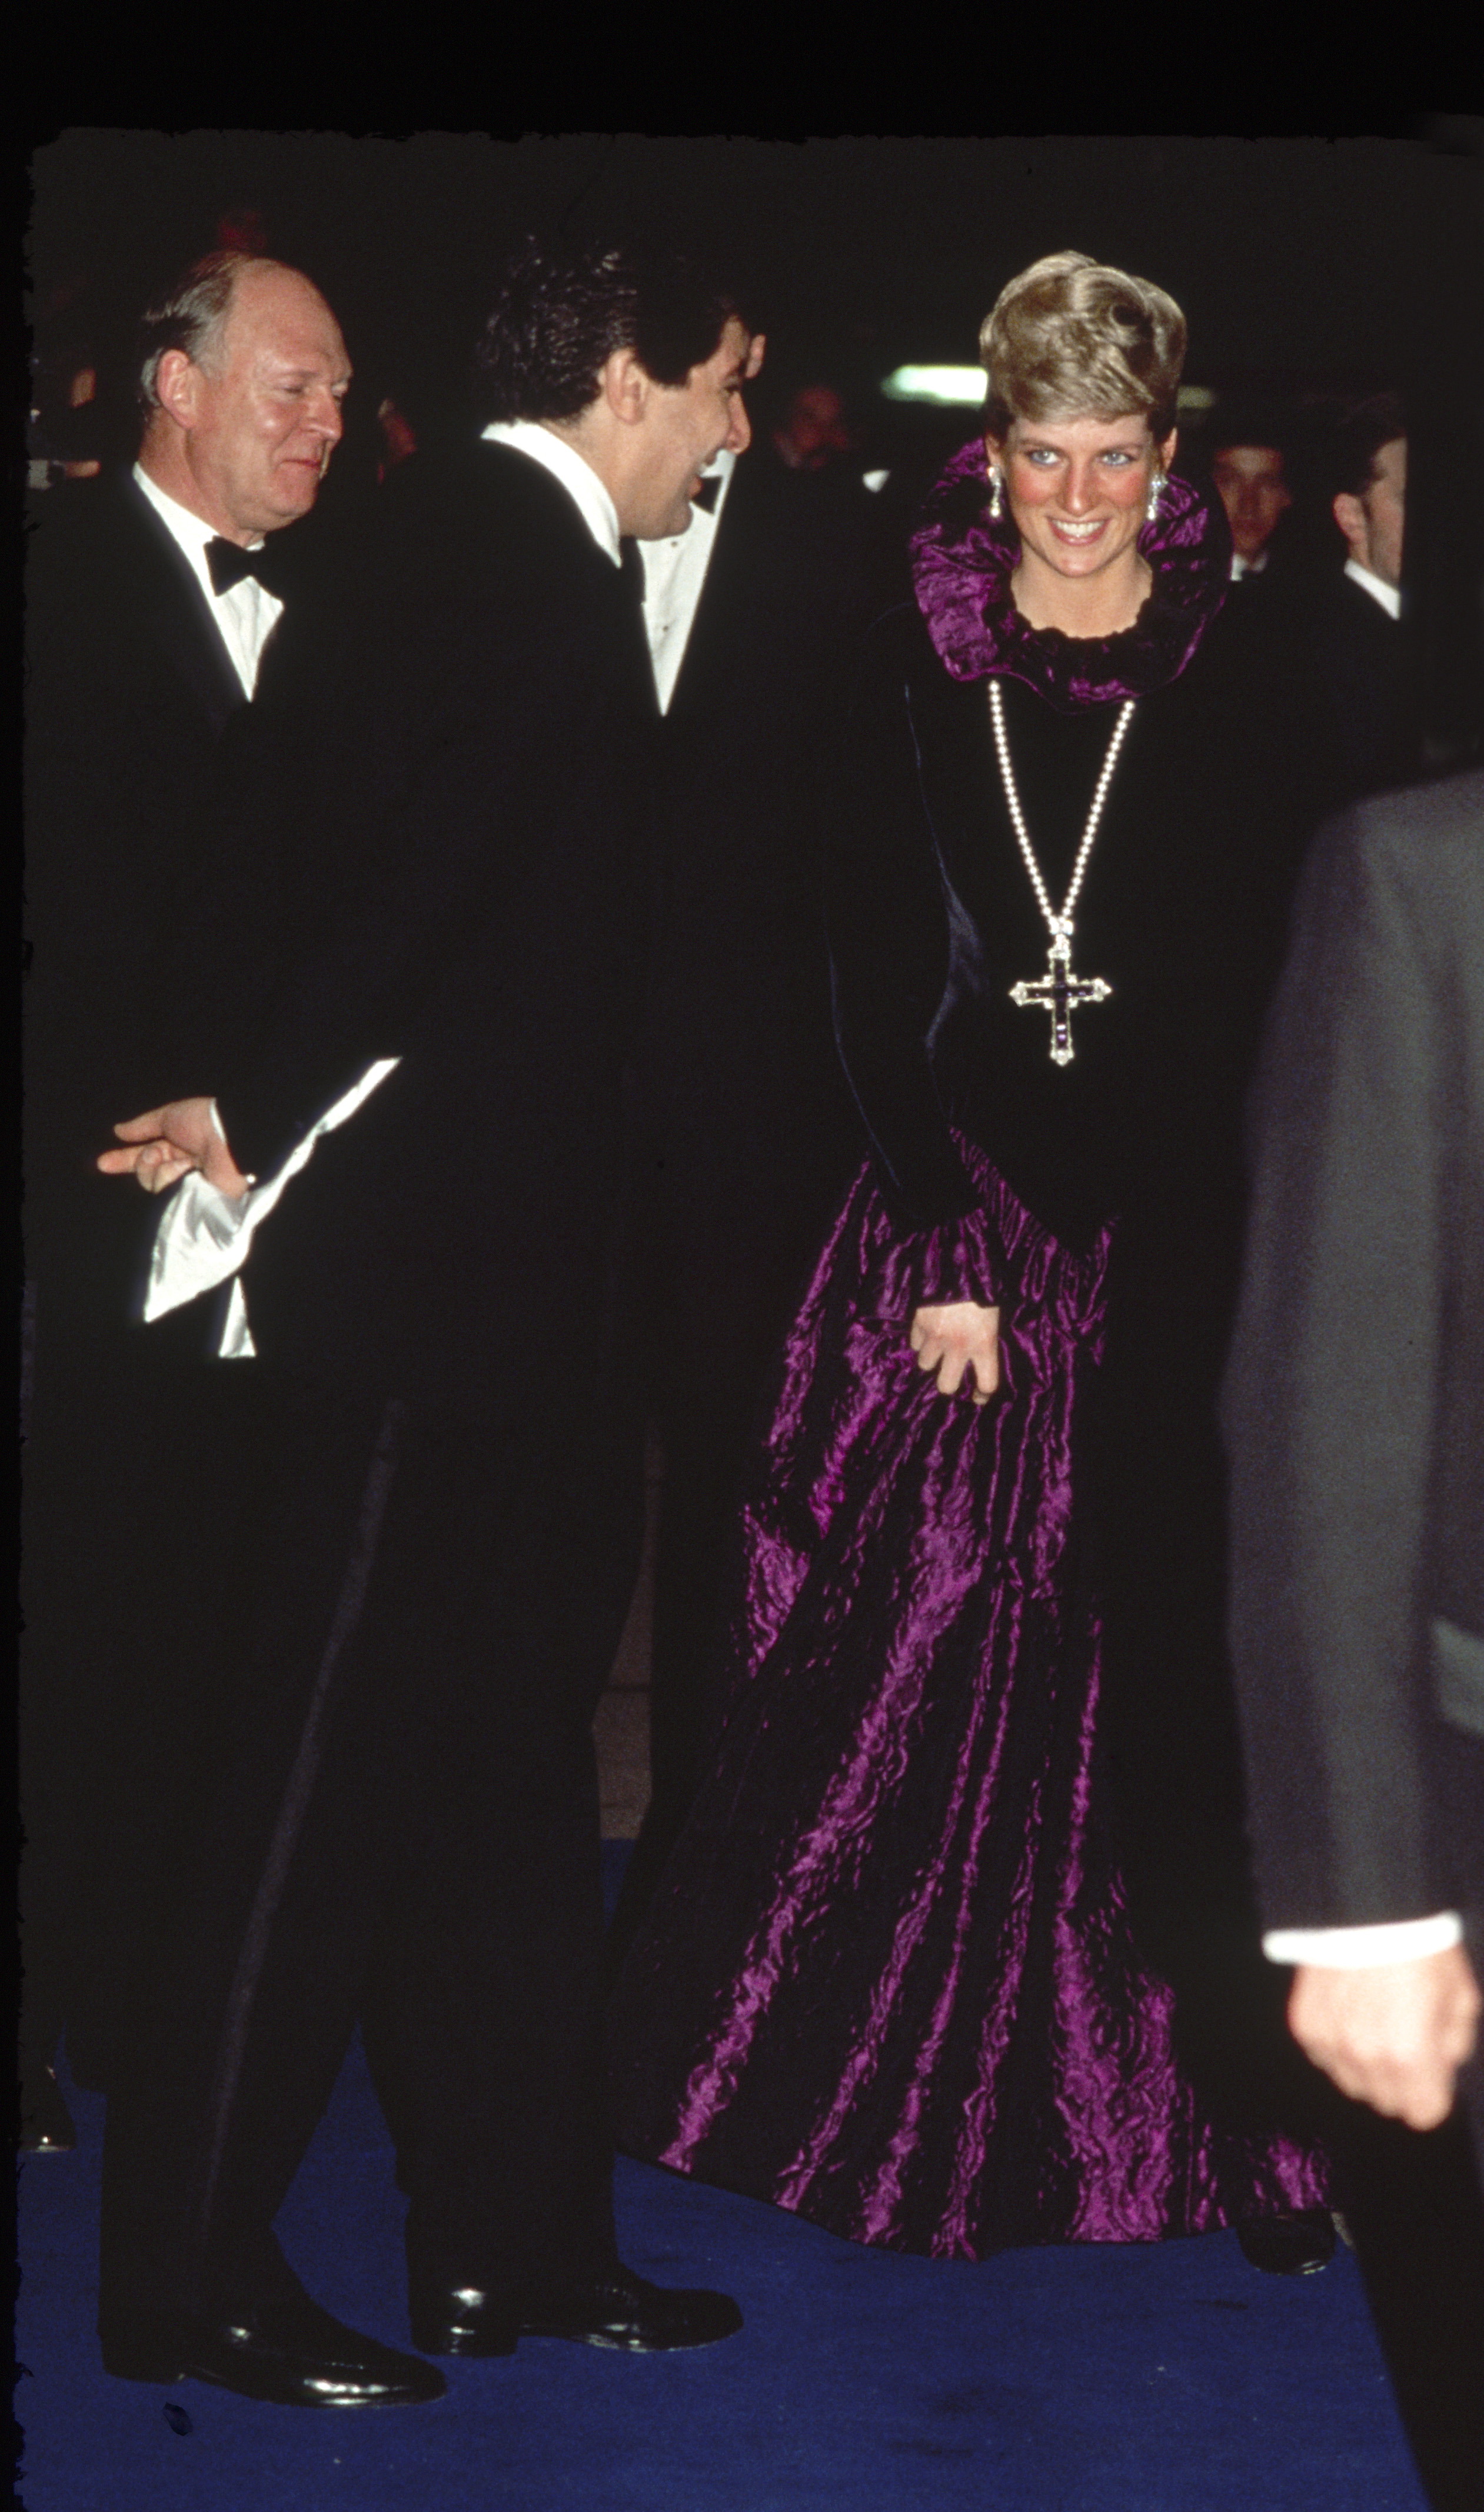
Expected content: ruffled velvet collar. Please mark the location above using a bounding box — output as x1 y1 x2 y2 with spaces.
909 434 1230 712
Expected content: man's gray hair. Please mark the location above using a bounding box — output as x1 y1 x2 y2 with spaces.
135 249 291 415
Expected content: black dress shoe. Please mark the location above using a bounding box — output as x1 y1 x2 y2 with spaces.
407 2283 520 2358
101 2288 446 2407
411 2263 743 2357
515 2265 742 2353
18 2067 76 2155
1237 2208 1337 2277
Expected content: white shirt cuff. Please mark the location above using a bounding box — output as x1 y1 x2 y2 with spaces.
1263 1912 1465 1968
142 1061 400 1326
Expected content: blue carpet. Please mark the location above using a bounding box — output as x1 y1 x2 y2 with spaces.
15 1850 1429 2510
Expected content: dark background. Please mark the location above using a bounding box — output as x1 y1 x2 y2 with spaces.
25 128 1484 746
26 128 1483 437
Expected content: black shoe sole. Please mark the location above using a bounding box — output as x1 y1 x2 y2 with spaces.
408 2321 519 2359
517 2309 744 2352
101 2341 188 2383
101 2339 444 2405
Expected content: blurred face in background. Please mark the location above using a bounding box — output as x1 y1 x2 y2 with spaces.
1211 442 1291 562
773 385 854 472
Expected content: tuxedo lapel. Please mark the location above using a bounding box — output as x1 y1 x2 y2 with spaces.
662 470 751 728
119 475 249 736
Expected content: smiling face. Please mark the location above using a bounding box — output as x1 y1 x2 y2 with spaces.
987 410 1176 630
627 317 757 538
159 267 351 543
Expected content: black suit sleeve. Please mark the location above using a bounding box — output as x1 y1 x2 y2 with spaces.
191 454 653 1180
1222 782 1483 1929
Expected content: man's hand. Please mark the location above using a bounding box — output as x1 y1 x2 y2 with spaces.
909 1302 1001 1405
1289 1946 1482 2130
97 1097 249 1200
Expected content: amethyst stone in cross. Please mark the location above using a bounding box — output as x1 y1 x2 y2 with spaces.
1009 928 1112 1067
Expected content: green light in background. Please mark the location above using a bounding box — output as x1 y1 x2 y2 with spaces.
881 365 987 406
881 372 1218 414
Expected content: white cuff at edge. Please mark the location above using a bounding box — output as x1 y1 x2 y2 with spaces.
1263 1912 1465 1968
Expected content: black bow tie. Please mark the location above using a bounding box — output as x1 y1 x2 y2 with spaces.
691 474 722 514
206 536 272 596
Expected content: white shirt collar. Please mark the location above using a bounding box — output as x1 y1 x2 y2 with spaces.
132 461 263 560
1344 555 1402 620
480 421 622 566
698 445 737 511
131 461 280 700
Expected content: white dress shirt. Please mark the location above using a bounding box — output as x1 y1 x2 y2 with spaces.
637 449 736 713
132 463 284 697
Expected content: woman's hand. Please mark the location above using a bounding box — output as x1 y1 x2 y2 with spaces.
909 1302 1001 1405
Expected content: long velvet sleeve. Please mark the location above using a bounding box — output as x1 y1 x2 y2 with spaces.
826 611 1001 1312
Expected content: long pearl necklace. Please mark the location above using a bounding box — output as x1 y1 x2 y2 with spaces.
989 678 1134 1066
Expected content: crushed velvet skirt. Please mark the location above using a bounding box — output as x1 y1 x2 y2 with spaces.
608 1146 1327 2258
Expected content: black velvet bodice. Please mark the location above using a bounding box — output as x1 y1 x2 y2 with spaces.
828 602 1310 1257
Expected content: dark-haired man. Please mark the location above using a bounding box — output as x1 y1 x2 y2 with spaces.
21 251 350 2154
91 238 748 2408
1210 432 1292 581
1297 395 1420 808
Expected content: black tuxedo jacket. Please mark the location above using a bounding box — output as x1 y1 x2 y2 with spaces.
642 454 876 1309
24 471 257 1325
1276 567 1420 814
1223 771 1484 1933
191 441 660 1422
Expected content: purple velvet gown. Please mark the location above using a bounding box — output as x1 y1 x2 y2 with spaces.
609 448 1329 2258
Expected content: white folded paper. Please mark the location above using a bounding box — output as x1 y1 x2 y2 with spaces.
142 1060 401 1355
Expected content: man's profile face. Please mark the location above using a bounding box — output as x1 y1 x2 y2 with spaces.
631 317 758 538
1357 435 1406 587
1211 442 1290 561
177 269 351 543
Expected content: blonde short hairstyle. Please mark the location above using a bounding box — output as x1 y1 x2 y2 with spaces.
980 250 1186 442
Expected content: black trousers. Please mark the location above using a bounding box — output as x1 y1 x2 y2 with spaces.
99 1360 645 2319
1340 2092 1484 2512
1340 1756 1484 2512
607 1204 840 1966
19 1295 234 2091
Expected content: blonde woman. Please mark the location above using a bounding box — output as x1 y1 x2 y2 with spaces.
613 255 1330 2272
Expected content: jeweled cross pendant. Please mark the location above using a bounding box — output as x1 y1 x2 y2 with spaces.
1010 924 1111 1066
